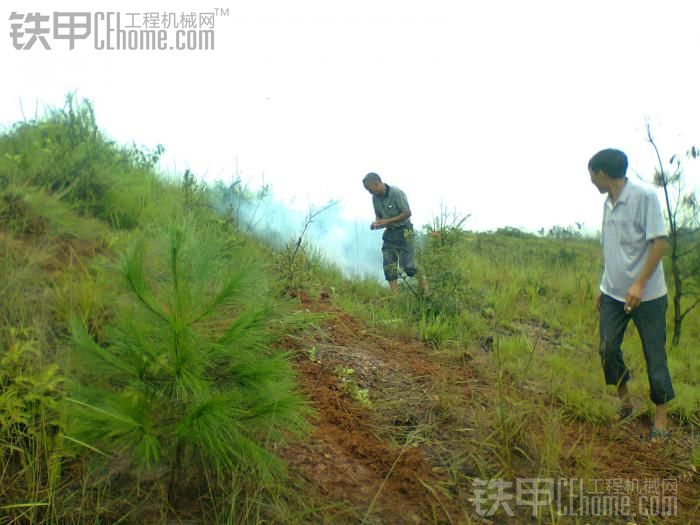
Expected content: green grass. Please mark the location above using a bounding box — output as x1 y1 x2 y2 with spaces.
336 229 700 428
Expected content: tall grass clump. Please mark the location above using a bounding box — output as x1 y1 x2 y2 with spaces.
64 222 311 497
418 312 452 349
0 327 63 523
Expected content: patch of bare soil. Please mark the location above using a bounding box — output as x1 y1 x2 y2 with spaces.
280 293 461 524
281 292 699 524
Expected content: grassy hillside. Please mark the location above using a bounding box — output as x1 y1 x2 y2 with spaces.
1 98 698 524
0 98 313 523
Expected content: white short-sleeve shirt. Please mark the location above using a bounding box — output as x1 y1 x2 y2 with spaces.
600 179 668 302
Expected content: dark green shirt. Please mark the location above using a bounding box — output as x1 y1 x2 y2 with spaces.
372 185 412 230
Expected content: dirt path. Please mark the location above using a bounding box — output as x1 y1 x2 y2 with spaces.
280 294 461 524
280 293 699 524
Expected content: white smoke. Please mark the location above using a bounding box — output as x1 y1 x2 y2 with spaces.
215 185 385 281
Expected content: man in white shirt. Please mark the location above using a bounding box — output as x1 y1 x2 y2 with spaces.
588 148 674 442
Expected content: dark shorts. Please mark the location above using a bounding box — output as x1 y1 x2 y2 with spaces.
381 226 417 281
598 293 675 405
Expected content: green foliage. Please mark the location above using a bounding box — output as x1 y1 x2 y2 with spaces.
418 238 472 317
418 312 452 349
0 93 164 229
271 202 341 293
211 177 271 233
531 408 565 479
0 327 63 434
494 226 536 238
0 97 321 522
65 223 310 488
334 366 372 408
545 223 584 240
667 341 700 426
0 231 48 329
476 340 536 477
0 327 64 522
0 184 109 239
423 203 471 247
273 239 347 297
692 444 700 469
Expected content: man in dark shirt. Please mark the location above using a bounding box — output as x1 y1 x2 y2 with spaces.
363 172 424 294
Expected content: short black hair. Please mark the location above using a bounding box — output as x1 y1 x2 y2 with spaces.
588 149 628 179
363 172 382 185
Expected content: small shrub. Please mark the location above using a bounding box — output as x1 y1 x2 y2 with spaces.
65 224 310 494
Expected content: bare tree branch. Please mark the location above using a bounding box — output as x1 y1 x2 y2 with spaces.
646 123 676 235
681 298 700 320
290 200 339 266
676 248 699 259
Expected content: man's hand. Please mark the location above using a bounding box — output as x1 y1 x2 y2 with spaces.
595 292 602 313
371 220 387 230
625 281 644 313
623 237 666 313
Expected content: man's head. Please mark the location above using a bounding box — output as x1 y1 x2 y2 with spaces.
588 148 628 193
363 172 386 196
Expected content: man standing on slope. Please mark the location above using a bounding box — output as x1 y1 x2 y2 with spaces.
362 172 426 294
588 148 674 443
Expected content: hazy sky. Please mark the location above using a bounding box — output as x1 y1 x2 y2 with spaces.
3 0 700 233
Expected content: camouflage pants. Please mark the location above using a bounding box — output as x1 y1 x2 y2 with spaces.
381 227 417 281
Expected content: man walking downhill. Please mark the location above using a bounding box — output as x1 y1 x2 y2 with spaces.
362 172 426 294
588 148 674 443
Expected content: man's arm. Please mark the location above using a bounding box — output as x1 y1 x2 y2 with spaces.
596 211 606 312
372 188 412 229
625 237 668 310
372 210 411 229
